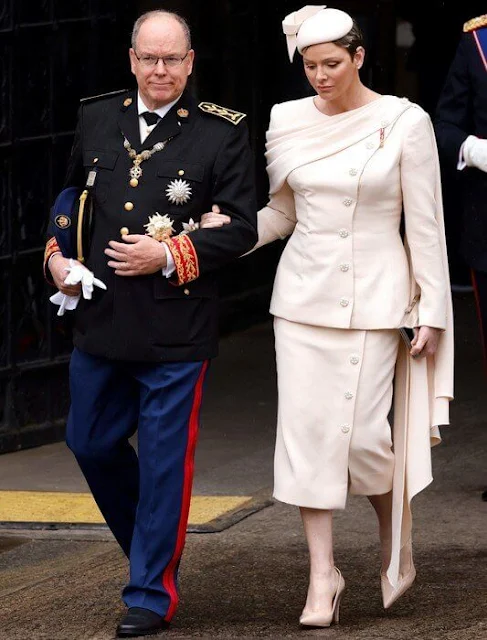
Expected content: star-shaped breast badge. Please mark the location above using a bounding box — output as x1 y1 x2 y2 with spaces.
166 179 192 205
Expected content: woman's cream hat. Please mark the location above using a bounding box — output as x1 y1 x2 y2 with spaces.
282 5 354 61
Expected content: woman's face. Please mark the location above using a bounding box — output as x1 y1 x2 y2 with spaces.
303 42 363 101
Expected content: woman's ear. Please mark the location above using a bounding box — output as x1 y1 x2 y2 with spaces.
354 46 365 69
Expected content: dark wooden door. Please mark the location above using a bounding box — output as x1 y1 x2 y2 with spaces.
0 0 135 452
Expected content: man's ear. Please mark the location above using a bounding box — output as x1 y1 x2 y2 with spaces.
186 49 195 76
129 48 137 75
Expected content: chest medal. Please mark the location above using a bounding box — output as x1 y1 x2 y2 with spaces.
165 179 192 205
123 137 172 183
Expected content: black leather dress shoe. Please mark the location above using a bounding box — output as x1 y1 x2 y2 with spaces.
116 607 169 637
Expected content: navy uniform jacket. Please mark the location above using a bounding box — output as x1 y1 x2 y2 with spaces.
434 20 487 272
45 89 258 362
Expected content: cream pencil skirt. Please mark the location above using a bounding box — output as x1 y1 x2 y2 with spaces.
273 318 400 510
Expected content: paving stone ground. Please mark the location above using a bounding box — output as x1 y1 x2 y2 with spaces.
0 292 485 639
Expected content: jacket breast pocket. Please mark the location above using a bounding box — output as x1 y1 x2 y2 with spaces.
157 161 205 208
153 275 217 346
83 149 119 204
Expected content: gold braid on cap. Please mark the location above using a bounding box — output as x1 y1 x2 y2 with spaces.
464 14 487 32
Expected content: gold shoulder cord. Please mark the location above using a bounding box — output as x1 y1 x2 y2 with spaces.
463 14 487 32
77 190 89 263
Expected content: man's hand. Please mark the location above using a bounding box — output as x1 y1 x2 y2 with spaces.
463 135 487 173
410 326 441 358
49 253 82 296
105 234 167 276
200 204 231 228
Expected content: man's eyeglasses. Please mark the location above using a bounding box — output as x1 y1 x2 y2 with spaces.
134 52 189 68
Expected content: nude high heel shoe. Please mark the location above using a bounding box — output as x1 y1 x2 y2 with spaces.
381 541 416 609
299 567 346 628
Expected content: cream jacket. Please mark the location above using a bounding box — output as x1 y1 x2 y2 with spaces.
255 95 454 600
257 95 448 331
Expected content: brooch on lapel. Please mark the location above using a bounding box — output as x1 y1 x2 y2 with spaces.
166 179 192 205
144 213 175 241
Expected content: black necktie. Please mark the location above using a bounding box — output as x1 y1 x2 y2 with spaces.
141 111 161 126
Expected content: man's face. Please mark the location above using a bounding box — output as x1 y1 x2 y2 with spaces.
129 16 194 110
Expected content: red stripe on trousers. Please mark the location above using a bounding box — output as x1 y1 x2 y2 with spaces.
471 270 487 376
162 360 209 621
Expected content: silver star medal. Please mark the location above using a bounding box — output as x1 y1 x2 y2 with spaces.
166 179 192 205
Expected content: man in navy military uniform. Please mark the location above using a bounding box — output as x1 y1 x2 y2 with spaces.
434 13 487 503
434 14 487 366
45 10 257 637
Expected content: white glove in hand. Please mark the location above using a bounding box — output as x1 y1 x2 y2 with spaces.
49 259 107 316
48 291 80 316
463 135 487 172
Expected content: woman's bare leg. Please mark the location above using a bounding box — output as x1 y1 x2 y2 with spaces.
300 507 338 612
368 491 392 573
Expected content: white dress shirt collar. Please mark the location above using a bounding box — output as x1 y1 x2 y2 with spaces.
137 93 182 120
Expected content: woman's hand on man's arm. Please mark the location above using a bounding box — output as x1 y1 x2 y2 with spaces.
200 205 231 228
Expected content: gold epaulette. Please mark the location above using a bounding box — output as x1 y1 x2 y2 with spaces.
198 102 246 125
80 89 128 104
464 14 487 32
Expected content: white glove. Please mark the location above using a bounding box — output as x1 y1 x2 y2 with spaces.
463 135 487 172
49 291 80 315
49 259 107 316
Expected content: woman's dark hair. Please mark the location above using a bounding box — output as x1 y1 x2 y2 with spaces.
333 20 364 59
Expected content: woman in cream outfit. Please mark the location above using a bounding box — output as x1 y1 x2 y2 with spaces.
202 5 454 627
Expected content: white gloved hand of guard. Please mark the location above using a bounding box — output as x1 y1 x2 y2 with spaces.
49 259 107 316
463 135 487 172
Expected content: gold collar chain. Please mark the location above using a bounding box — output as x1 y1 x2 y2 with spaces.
123 137 172 182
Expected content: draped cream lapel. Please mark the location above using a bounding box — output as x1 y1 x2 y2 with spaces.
265 95 414 194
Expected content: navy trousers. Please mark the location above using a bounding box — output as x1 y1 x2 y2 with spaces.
66 348 209 620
